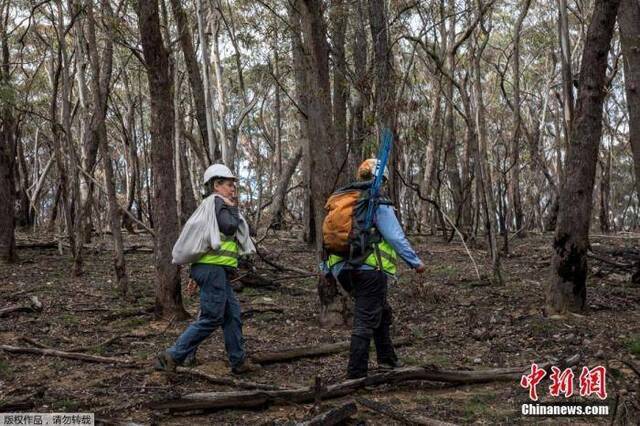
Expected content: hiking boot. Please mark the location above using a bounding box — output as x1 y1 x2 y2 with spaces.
347 335 371 379
378 359 403 371
154 351 177 373
231 358 262 375
183 352 198 368
346 371 368 380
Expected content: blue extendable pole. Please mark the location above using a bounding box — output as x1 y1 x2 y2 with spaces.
363 128 393 230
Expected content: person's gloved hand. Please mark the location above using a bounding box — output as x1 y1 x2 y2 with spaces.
415 262 426 274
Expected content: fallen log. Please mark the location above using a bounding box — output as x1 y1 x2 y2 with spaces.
16 241 57 249
252 336 412 365
18 336 52 349
124 245 154 253
0 390 44 412
299 401 357 426
151 354 580 412
0 305 34 317
68 335 123 353
356 397 455 426
0 345 139 367
237 272 279 290
102 306 155 322
241 307 284 319
176 367 283 391
0 296 42 317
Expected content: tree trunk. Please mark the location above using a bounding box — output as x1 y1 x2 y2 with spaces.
557 0 575 141
331 0 349 170
87 0 129 297
15 137 33 228
511 0 532 235
121 72 139 232
288 0 313 244
619 0 640 199
368 0 399 210
598 147 612 233
269 146 303 229
196 0 220 162
0 12 16 262
272 27 283 176
136 0 189 320
168 0 211 159
210 12 230 166
74 0 99 247
299 0 349 327
443 0 465 230
471 5 503 285
548 0 621 314
349 0 369 174
56 0 82 276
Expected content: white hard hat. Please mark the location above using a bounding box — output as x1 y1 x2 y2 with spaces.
203 164 236 185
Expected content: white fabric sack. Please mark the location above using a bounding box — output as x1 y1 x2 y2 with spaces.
171 194 256 265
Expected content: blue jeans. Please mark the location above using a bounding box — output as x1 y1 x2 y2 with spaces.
168 264 246 368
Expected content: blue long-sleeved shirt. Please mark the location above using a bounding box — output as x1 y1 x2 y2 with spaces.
321 204 422 279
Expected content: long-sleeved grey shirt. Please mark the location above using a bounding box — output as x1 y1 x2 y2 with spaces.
214 196 240 237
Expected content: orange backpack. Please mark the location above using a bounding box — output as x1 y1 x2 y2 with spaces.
322 181 392 259
322 189 363 255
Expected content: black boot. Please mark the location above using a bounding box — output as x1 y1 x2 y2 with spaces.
374 324 399 369
347 335 371 379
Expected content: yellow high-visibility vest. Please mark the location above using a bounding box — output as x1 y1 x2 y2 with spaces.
327 239 397 275
196 234 239 268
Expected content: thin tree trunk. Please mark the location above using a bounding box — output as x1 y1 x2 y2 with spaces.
168 0 211 160
210 11 229 165
86 0 129 297
331 0 349 164
349 0 369 174
511 0 532 235
73 0 98 246
269 146 303 229
619 0 640 200
0 4 16 262
288 0 314 244
196 0 220 162
299 0 348 327
557 0 575 141
548 0 621 314
121 72 139 232
136 0 189 320
368 0 399 209
56 0 82 275
471 3 503 285
443 0 464 230
598 147 611 233
272 27 282 176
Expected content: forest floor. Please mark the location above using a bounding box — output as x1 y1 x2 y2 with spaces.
1 229 639 425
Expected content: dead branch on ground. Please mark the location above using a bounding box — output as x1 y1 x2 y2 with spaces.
299 401 357 426
251 336 412 365
176 367 283 391
0 296 42 317
356 397 456 426
152 354 580 412
0 345 140 367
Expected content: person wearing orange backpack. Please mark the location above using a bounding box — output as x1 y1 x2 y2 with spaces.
321 159 425 379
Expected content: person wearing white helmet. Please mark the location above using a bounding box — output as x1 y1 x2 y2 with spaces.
321 158 425 379
155 163 259 374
